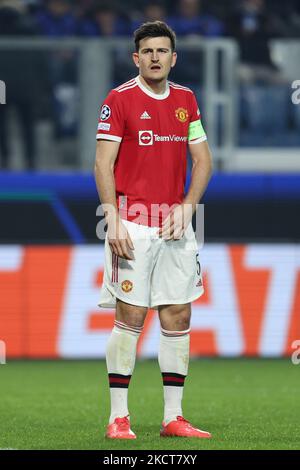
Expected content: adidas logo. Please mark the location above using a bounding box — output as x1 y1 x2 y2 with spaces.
140 110 151 119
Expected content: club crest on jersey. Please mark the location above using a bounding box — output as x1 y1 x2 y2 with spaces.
100 104 111 121
175 107 189 123
121 280 133 293
139 130 153 146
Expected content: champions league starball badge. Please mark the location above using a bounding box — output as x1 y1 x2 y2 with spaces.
100 104 111 121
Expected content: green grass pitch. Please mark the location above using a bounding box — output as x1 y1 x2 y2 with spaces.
0 359 299 450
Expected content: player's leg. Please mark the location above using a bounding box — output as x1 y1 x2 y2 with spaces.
151 223 210 437
102 220 154 438
158 303 191 424
151 223 202 413
106 300 147 425
157 303 211 438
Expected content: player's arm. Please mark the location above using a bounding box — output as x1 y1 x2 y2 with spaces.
94 140 134 260
184 96 213 212
183 139 213 212
159 140 213 240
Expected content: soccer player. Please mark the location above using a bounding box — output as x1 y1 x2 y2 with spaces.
94 21 213 439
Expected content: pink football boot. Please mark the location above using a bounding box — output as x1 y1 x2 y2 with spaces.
160 416 212 438
106 416 136 439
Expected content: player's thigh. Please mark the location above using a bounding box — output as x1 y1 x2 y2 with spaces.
151 224 203 307
106 220 155 307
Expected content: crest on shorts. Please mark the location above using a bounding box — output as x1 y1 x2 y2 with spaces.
121 280 133 293
175 107 189 123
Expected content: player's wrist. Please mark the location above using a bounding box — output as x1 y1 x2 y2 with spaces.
105 208 120 224
182 200 197 215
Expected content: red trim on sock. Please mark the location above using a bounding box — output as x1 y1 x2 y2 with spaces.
109 377 131 384
163 376 185 383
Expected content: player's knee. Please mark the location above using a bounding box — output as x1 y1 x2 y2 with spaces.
116 301 147 328
160 305 191 331
125 314 145 329
174 314 190 331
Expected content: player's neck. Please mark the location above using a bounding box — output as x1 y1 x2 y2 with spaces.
139 75 168 95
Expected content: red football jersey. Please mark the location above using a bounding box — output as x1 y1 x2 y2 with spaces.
96 75 207 226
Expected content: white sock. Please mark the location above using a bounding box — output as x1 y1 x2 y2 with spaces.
158 328 190 425
106 321 142 424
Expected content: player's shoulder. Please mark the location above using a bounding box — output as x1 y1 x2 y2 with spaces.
168 80 194 95
104 78 138 104
112 78 138 94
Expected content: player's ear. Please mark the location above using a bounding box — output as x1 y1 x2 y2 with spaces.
132 52 139 68
171 51 177 68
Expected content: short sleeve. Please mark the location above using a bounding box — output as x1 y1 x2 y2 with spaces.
188 93 207 144
96 91 125 142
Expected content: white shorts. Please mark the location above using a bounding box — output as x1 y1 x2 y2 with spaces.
98 220 204 309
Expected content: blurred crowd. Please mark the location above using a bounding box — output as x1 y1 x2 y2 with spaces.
1 0 300 81
0 0 300 39
1 0 300 170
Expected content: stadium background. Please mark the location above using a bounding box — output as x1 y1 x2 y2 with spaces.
1 0 299 360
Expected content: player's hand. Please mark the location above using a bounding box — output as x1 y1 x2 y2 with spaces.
158 204 193 240
107 215 135 260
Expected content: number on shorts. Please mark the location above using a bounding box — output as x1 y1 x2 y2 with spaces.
196 253 201 276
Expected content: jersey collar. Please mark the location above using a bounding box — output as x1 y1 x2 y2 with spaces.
135 75 170 100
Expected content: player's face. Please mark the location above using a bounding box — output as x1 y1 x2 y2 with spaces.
132 36 177 81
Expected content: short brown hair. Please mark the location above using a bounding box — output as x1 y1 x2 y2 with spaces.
134 21 176 52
